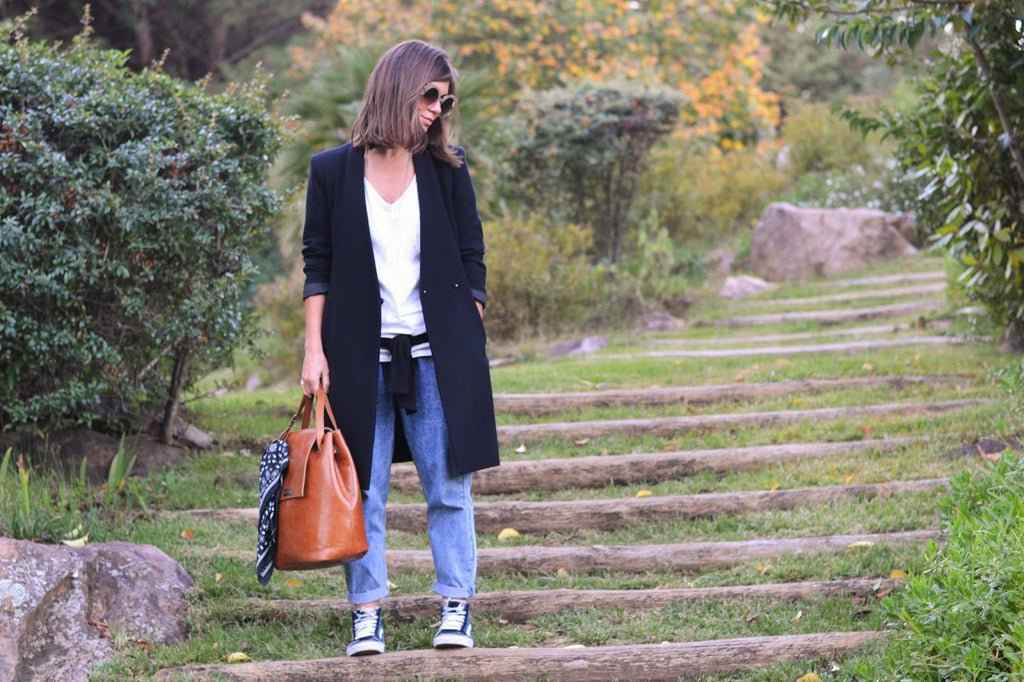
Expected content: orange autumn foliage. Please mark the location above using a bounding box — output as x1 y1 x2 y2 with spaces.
292 0 779 145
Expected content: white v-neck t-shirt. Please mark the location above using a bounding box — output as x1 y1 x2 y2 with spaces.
365 176 430 362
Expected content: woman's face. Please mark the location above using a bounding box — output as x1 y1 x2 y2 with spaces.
417 80 451 133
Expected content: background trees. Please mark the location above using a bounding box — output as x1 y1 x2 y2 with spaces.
0 16 281 437
0 0 329 82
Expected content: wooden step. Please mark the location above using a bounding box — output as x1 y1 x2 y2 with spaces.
748 282 946 307
612 335 958 359
155 631 887 681
399 438 919 494
698 299 943 327
391 530 942 576
176 477 948 534
249 577 902 623
496 399 989 443
493 376 955 415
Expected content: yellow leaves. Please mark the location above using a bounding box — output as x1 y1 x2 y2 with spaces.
180 528 195 541
797 674 821 682
861 363 875 373
498 528 521 540
636 490 653 498
62 525 88 547
283 579 303 587
890 570 908 579
62 534 88 548
769 482 779 491
226 652 250 663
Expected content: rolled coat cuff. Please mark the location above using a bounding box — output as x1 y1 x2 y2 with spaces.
303 281 329 300
471 288 487 307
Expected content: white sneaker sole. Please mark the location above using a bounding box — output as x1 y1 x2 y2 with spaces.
432 633 474 649
346 639 385 656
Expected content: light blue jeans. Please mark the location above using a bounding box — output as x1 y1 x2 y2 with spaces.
344 357 477 605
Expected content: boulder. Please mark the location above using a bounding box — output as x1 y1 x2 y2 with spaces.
748 202 917 282
719 275 775 299
0 539 193 682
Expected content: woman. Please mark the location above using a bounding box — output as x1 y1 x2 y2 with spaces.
299 40 500 656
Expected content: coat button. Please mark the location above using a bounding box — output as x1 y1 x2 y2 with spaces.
454 283 460 288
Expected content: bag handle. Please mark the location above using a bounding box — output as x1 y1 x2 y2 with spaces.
274 387 340 452
314 386 341 452
275 394 312 442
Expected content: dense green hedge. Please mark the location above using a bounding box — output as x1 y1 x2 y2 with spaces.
0 16 281 432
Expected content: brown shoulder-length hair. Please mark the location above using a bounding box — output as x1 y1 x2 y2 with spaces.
352 40 462 167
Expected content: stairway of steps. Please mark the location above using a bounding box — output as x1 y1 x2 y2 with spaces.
156 257 1005 681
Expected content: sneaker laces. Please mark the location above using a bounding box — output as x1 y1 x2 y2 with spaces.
352 607 380 640
438 600 468 632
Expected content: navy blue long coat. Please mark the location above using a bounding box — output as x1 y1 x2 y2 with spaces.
301 143 500 489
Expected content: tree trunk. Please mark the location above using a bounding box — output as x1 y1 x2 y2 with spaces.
160 347 191 445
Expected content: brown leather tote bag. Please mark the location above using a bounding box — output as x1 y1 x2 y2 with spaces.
275 387 368 571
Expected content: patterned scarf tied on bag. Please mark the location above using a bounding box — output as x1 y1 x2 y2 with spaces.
256 439 289 585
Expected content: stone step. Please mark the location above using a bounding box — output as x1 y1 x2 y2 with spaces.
603 335 958 359
744 282 946 307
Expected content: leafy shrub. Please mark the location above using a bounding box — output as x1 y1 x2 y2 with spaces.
866 456 1024 680
0 15 281 434
643 139 788 249
483 213 603 341
502 81 680 263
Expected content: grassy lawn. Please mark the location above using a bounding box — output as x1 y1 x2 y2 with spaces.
6 254 1018 680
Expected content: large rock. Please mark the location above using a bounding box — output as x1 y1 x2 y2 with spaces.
0 539 193 682
748 202 917 282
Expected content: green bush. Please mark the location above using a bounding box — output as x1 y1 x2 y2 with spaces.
643 139 788 249
864 456 1024 680
502 81 680 264
0 15 281 434
483 213 604 341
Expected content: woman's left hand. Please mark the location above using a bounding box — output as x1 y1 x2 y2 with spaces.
476 301 484 318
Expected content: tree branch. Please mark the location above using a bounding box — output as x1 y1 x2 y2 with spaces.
967 36 1024 188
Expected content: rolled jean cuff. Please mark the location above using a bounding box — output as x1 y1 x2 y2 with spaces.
433 581 475 600
346 584 390 606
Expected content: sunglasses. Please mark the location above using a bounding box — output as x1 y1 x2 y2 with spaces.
421 86 457 118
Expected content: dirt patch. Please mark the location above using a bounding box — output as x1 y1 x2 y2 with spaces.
0 426 190 484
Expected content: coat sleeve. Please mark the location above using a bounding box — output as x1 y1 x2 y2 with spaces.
450 148 487 307
301 153 332 300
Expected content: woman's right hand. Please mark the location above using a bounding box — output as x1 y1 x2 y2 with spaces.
300 349 330 396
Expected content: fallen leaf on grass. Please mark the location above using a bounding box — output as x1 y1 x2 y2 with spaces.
514 444 527 453
858 425 872 436
861 363 875 373
846 541 874 549
797 674 821 682
498 528 521 540
745 613 760 623
556 568 569 577
181 528 194 541
573 438 590 446
227 652 250 663
635 490 653 498
284 579 303 587
769 482 779 492
793 610 803 622
890 570 908 579
62 534 89 548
